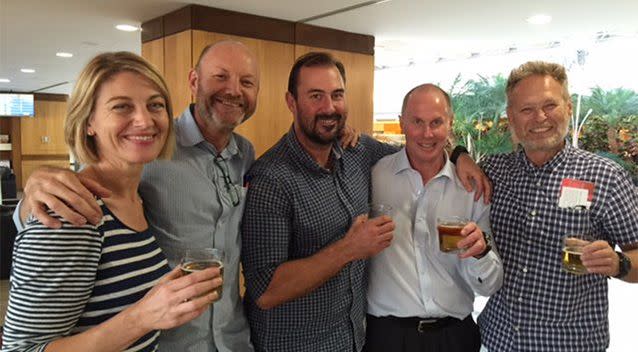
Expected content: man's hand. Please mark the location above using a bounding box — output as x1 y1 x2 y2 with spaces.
342 214 394 260
339 124 360 149
22 166 111 228
581 240 620 276
456 153 492 203
457 222 488 259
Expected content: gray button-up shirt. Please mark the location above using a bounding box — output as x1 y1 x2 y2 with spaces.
241 129 396 352
140 105 254 352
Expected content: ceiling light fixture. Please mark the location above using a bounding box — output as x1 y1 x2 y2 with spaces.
0 78 10 83
299 0 392 23
56 52 73 58
527 14 552 25
115 24 140 32
21 68 35 73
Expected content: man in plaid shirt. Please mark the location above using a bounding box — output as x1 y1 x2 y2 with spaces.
478 61 638 351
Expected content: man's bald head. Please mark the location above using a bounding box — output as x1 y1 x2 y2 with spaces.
195 40 260 77
400 83 453 119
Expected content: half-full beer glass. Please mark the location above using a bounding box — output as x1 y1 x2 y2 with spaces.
437 216 468 253
180 248 225 298
562 235 592 275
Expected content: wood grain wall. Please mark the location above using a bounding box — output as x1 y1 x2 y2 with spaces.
141 5 375 157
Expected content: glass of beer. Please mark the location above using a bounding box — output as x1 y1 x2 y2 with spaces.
370 203 393 218
562 235 592 275
437 216 469 253
180 248 225 298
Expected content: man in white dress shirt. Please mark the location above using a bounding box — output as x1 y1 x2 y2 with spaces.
365 84 503 352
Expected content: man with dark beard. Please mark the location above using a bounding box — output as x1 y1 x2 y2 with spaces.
14 41 259 352
240 52 489 352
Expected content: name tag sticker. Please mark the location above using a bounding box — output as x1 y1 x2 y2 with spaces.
558 179 594 209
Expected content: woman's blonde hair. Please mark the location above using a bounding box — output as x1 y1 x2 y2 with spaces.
65 51 175 164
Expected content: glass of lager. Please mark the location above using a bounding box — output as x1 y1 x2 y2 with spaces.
180 248 225 298
562 234 592 275
370 203 393 218
437 216 469 253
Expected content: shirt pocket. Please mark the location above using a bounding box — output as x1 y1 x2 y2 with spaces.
551 207 593 238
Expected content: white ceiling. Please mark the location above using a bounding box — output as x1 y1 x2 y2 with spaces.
1 0 637 94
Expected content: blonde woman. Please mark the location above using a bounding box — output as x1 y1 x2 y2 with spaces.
1 52 221 352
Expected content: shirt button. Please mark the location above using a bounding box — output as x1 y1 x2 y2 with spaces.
530 210 537 216
513 325 520 332
522 268 528 273
518 297 523 302
536 181 541 187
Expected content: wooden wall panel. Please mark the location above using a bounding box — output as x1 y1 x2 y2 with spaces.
294 46 374 135
20 100 69 155
164 30 193 117
192 30 294 157
21 158 69 189
141 38 165 76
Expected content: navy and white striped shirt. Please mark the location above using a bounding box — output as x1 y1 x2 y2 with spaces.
478 143 638 352
2 199 170 352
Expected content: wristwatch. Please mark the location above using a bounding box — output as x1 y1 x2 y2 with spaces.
614 251 632 279
450 145 469 165
475 232 493 259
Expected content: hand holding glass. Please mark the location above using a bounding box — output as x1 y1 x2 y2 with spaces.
180 248 224 298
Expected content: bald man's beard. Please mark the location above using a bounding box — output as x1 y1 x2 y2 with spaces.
195 85 247 133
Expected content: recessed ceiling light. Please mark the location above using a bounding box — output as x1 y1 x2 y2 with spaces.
56 52 73 58
0 78 10 83
21 68 35 73
527 14 552 25
115 24 140 32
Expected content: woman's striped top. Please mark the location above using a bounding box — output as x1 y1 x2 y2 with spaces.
1 199 170 352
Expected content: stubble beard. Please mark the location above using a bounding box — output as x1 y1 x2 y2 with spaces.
196 88 245 134
514 119 569 152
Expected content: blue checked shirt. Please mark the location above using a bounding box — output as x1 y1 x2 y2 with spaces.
477 143 638 352
241 129 396 352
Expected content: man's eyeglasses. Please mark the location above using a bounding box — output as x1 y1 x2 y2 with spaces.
214 156 241 207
